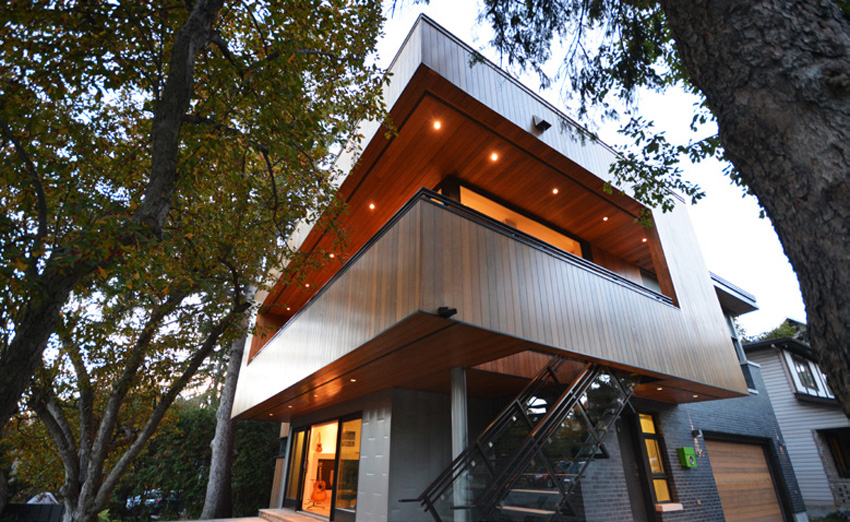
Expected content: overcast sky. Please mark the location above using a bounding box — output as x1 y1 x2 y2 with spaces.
375 1 807 337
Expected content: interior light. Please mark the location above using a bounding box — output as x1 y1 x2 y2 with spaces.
490 152 498 161
552 188 559 195
642 238 648 243
433 121 441 130
657 387 664 391
603 216 609 222
369 203 375 210
693 394 699 398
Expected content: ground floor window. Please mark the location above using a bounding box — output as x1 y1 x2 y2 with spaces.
637 413 674 503
283 414 362 520
823 428 850 478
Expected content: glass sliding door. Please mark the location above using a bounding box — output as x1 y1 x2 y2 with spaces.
283 428 307 509
333 418 362 522
301 421 339 517
282 415 362 519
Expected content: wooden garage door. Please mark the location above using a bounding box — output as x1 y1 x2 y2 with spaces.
705 439 784 522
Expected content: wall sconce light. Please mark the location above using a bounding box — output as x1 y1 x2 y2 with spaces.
533 115 552 132
438 306 458 318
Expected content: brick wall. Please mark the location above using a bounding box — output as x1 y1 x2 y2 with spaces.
578 363 807 521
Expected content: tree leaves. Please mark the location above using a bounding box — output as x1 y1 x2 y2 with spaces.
1 0 387 518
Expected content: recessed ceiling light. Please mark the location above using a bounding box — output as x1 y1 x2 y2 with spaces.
490 152 498 161
288 405 293 408
350 378 357 382
657 387 663 391
329 253 335 258
369 203 375 210
602 216 609 222
286 307 291 311
314 394 318 397
693 394 699 398
269 413 273 416
305 283 310 288
433 121 441 130
552 188 559 195
642 238 648 243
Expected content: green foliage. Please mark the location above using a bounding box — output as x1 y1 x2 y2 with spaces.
753 320 802 342
110 402 278 520
0 0 387 518
479 0 741 215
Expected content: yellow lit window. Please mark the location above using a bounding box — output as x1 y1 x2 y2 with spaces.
638 413 675 504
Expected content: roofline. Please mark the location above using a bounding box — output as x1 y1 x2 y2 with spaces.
710 272 757 303
744 337 815 361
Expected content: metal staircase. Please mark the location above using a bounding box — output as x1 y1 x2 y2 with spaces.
412 355 638 522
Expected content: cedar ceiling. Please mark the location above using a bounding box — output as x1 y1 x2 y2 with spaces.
260 66 653 324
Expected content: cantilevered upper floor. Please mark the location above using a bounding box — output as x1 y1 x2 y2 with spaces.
231 16 748 421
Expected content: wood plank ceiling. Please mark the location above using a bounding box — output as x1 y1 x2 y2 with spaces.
259 66 655 335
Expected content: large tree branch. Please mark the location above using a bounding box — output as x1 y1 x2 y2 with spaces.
0 117 48 278
133 0 226 235
95 299 250 508
60 326 95 476
30 382 81 500
0 0 226 443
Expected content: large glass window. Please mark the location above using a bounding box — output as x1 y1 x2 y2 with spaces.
638 413 674 503
459 186 583 257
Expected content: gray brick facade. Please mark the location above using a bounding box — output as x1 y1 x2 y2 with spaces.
577 362 807 521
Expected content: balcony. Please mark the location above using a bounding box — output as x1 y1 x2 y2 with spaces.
232 190 748 421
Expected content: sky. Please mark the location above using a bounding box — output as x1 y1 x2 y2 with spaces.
374 1 807 337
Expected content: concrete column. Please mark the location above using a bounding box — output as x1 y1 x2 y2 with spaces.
451 367 469 520
451 367 468 458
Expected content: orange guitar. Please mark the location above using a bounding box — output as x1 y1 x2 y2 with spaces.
311 480 328 503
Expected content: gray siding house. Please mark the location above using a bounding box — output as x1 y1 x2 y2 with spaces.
746 334 850 517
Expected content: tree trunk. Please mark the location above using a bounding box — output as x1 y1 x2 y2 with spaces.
660 0 850 413
0 467 7 517
200 329 249 519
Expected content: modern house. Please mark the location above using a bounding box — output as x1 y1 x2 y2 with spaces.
745 324 850 517
231 16 808 522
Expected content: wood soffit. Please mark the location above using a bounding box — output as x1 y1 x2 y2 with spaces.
239 313 744 422
260 66 655 322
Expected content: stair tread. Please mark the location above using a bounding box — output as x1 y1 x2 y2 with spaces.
509 489 560 495
500 505 557 515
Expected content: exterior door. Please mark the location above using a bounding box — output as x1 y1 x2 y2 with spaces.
282 428 308 509
301 420 339 517
705 439 784 522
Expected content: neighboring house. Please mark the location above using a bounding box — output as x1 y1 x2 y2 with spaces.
230 16 807 522
746 328 850 517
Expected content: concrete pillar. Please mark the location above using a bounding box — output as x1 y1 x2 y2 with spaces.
451 367 469 520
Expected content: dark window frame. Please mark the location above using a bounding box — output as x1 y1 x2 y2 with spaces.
636 413 676 504
822 428 850 479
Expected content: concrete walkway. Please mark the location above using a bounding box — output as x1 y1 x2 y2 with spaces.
167 509 323 522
